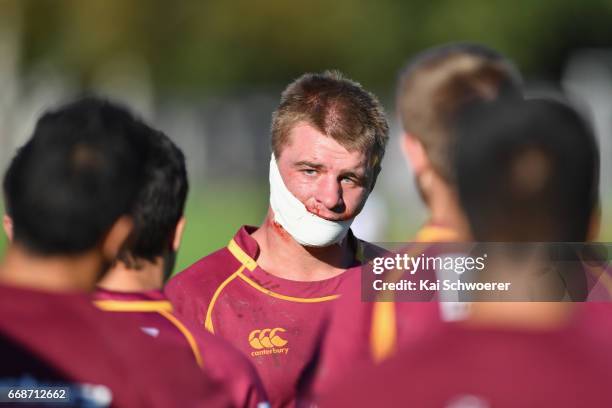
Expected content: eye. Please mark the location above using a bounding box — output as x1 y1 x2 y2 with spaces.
302 169 317 176
341 176 355 185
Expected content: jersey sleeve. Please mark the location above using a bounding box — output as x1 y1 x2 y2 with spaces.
164 269 206 326
164 247 235 328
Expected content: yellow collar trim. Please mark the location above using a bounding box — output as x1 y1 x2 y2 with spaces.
415 226 459 242
94 300 173 313
94 300 202 366
228 239 257 271
226 238 339 303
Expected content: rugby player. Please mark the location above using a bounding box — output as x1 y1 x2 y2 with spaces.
165 71 389 407
321 97 612 407
0 98 227 407
93 124 268 407
310 44 524 398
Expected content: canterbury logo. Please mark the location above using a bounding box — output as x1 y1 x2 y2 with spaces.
248 328 288 349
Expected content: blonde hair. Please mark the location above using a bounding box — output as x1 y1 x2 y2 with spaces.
272 70 389 175
397 44 522 182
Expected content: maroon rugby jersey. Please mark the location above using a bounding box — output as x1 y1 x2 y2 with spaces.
321 304 612 408
0 283 228 408
165 226 369 407
312 224 612 398
93 288 268 408
310 223 459 398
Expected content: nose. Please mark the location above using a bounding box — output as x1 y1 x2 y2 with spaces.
315 176 345 214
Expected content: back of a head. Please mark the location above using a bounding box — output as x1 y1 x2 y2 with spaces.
455 97 599 242
397 43 523 183
116 130 188 268
3 97 148 255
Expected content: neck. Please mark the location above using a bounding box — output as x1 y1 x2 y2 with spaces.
467 302 574 330
251 209 356 281
0 243 103 293
466 260 574 330
97 258 164 293
422 173 469 237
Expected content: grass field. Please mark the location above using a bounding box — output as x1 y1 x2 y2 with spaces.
172 185 268 273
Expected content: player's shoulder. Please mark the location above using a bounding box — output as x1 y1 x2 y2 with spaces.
0 285 228 407
166 246 242 293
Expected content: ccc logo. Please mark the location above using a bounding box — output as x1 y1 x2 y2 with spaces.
248 328 288 349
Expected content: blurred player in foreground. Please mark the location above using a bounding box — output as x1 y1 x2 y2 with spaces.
165 71 389 407
322 98 612 407
0 98 227 407
314 43 520 398
310 43 524 397
94 124 268 407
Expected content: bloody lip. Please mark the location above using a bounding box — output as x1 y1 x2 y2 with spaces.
305 205 350 221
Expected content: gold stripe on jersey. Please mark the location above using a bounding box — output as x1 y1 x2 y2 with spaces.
205 265 246 333
226 238 340 303
157 309 203 367
414 225 460 242
370 224 458 363
228 239 257 271
237 272 339 303
94 299 203 367
370 302 397 362
94 300 173 312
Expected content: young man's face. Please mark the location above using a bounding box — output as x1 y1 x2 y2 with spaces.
276 122 373 221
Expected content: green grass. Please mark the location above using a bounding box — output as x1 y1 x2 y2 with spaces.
174 185 268 273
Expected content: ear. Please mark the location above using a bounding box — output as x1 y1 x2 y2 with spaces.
3 214 13 242
172 216 186 252
400 133 429 175
101 216 134 261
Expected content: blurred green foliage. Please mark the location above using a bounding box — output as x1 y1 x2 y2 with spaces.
6 0 612 94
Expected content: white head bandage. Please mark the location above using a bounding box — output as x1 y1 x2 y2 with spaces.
269 154 354 247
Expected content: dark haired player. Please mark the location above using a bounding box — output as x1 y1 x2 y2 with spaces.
321 98 612 407
0 98 227 407
93 126 268 407
165 71 389 407
310 44 524 397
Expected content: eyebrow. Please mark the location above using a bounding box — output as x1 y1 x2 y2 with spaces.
294 160 367 179
294 160 325 170
340 171 362 179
